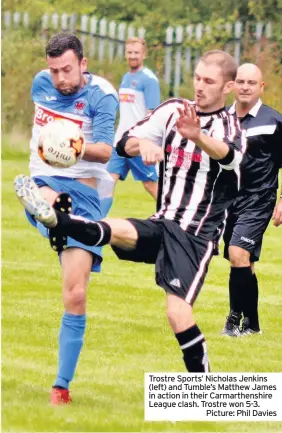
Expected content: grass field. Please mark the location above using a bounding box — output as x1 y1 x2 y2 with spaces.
2 157 282 433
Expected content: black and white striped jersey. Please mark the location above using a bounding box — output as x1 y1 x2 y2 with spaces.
117 98 247 242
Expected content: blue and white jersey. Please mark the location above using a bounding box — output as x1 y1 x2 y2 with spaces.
115 67 160 144
29 70 118 184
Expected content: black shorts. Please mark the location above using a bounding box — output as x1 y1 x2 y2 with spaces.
112 218 214 305
223 190 277 262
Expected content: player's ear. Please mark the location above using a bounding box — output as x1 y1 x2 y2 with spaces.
223 80 234 96
81 57 88 72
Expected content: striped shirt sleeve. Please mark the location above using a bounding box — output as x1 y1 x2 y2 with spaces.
210 115 247 170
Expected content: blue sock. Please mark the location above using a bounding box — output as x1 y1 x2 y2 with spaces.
100 197 113 218
53 312 86 389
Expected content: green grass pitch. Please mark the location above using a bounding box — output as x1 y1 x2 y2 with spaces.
2 158 282 432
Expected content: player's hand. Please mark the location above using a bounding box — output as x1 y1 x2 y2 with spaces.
176 100 201 141
272 198 282 227
139 139 164 165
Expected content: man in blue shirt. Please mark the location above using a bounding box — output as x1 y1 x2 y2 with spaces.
103 37 161 215
14 33 118 404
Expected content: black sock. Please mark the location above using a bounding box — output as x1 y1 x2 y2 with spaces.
56 212 111 246
244 273 260 330
175 325 210 372
229 266 253 316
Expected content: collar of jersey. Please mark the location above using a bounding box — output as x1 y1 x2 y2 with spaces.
53 72 91 100
196 106 226 116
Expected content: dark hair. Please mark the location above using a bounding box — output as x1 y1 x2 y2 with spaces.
198 50 237 82
45 32 83 61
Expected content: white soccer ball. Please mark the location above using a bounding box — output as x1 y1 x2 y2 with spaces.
38 119 86 168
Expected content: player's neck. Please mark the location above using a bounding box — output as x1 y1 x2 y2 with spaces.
235 102 255 118
129 65 144 73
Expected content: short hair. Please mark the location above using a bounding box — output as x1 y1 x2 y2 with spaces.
198 50 237 81
125 37 147 50
45 32 83 61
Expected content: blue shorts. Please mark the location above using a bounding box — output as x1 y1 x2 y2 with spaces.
26 176 103 272
107 148 158 182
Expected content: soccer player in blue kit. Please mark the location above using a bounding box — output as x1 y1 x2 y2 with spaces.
14 33 118 404
104 37 161 215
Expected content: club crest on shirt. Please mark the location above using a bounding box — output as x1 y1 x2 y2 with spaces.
74 100 86 114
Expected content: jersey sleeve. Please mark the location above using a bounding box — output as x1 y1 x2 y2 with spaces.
126 102 169 146
91 94 119 145
143 77 161 110
274 117 282 168
210 115 246 171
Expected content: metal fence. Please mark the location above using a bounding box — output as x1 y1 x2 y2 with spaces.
3 11 273 95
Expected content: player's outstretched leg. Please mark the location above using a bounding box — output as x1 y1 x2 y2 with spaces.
14 175 57 228
49 193 72 253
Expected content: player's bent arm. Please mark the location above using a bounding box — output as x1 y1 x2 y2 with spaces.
83 142 112 163
195 132 243 170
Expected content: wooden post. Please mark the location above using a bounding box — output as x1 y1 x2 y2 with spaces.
98 18 107 62
69 14 76 32
13 12 21 28
42 13 49 30
23 12 29 28
164 26 174 89
137 27 146 38
195 23 203 63
117 22 126 59
174 25 183 96
255 22 263 56
265 22 272 38
61 13 68 31
52 13 59 30
89 16 98 57
4 11 11 29
127 25 135 38
234 21 242 65
109 21 116 62
185 25 193 73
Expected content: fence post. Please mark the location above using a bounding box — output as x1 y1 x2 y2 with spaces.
69 14 76 32
13 11 21 28
137 27 146 38
61 13 68 31
164 26 174 90
195 23 203 62
98 18 107 62
174 26 183 96
127 25 135 38
89 16 98 57
184 24 193 73
23 12 29 28
255 22 263 56
42 13 49 30
108 20 116 62
4 11 11 29
265 22 272 38
234 21 242 65
52 12 59 30
117 22 126 58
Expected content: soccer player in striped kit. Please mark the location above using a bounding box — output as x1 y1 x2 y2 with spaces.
16 50 246 373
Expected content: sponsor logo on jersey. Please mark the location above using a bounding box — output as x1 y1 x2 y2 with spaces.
45 96 57 101
119 93 135 103
166 144 202 169
34 106 83 128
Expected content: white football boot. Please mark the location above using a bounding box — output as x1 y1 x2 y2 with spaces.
14 174 57 228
